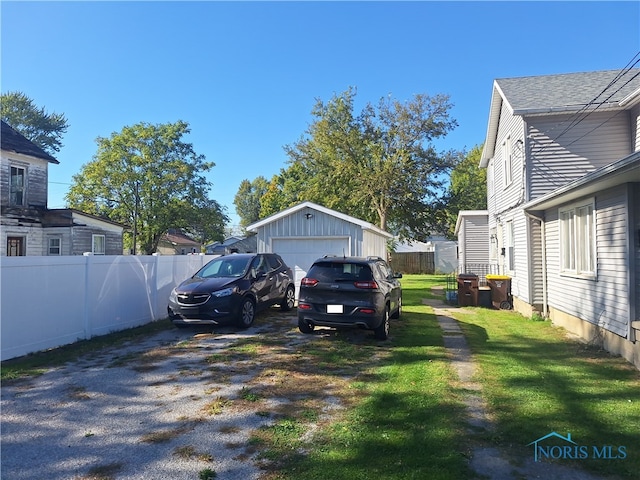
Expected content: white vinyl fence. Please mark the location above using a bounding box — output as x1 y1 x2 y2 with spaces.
1 254 218 361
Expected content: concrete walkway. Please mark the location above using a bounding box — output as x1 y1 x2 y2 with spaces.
423 296 613 480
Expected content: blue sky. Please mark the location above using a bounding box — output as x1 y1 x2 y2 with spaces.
2 1 639 228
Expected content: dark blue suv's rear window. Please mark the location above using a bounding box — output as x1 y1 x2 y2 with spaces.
307 262 373 282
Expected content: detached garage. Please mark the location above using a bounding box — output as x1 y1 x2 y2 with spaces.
246 201 392 294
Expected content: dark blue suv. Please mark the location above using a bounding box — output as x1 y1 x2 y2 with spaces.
297 256 402 340
168 253 295 328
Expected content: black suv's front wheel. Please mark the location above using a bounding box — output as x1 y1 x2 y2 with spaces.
237 297 256 329
281 285 295 311
374 306 390 340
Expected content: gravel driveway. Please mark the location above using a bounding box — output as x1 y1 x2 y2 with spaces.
1 310 344 480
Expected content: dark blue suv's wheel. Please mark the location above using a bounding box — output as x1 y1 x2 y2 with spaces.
374 306 390 340
298 317 314 334
237 297 256 328
281 285 295 311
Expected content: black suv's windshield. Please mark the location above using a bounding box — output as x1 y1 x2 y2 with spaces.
307 262 373 282
196 257 252 279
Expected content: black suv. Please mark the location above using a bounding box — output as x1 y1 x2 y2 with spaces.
297 256 402 340
168 253 295 328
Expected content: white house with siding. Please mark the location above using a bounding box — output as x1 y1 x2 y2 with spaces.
1 121 124 256
454 210 490 277
246 201 393 294
480 68 640 367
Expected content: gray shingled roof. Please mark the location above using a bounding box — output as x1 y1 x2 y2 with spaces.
496 69 640 114
1 120 59 164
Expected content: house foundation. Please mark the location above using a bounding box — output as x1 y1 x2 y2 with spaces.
549 306 640 370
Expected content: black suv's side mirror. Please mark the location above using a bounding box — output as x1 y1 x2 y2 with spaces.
393 272 403 279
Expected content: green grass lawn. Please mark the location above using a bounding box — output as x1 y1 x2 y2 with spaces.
4 275 638 479
270 273 471 480
449 291 640 478
271 274 639 479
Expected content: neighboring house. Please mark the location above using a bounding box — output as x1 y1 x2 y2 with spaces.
156 229 202 255
454 210 490 277
480 69 640 367
1 121 124 256
205 235 257 255
246 201 393 293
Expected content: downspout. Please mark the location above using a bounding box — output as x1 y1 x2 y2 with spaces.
525 211 547 317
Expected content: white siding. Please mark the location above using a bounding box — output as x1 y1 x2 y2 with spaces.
633 183 640 327
503 210 531 303
489 102 526 220
528 111 632 199
255 208 364 254
457 213 489 269
362 229 388 258
545 186 632 337
0 224 44 256
528 216 544 306
1 152 49 207
632 104 640 152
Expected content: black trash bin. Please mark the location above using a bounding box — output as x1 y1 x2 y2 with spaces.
457 273 479 307
486 275 512 309
478 286 492 308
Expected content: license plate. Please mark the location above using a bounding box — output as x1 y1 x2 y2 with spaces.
327 304 343 314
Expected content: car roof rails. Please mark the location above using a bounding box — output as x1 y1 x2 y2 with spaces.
366 256 385 261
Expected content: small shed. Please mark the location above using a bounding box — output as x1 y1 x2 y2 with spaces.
246 201 393 293
454 210 489 275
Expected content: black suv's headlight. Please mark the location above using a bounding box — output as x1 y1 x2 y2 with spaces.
212 287 234 298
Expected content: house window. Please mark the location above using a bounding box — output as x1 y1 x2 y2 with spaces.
559 200 595 278
92 234 106 255
48 237 62 255
10 166 26 206
506 220 515 272
502 136 513 187
7 236 25 256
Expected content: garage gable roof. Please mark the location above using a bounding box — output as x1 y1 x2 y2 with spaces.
246 201 393 238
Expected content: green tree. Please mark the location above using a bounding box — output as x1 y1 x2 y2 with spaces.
280 88 459 240
1 91 68 154
258 162 311 218
233 176 269 228
66 121 228 254
441 144 487 238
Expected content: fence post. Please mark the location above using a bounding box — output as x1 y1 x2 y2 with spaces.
83 255 91 340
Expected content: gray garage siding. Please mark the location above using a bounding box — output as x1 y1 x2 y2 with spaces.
255 208 364 255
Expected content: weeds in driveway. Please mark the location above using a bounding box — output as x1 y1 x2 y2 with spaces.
173 445 213 462
202 396 232 415
198 467 217 479
140 421 196 444
1 319 174 381
251 275 470 480
76 462 123 480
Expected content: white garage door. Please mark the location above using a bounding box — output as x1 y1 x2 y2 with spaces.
272 237 350 296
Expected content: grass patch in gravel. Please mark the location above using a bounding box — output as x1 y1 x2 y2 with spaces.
76 462 123 480
1 319 174 381
253 275 470 480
